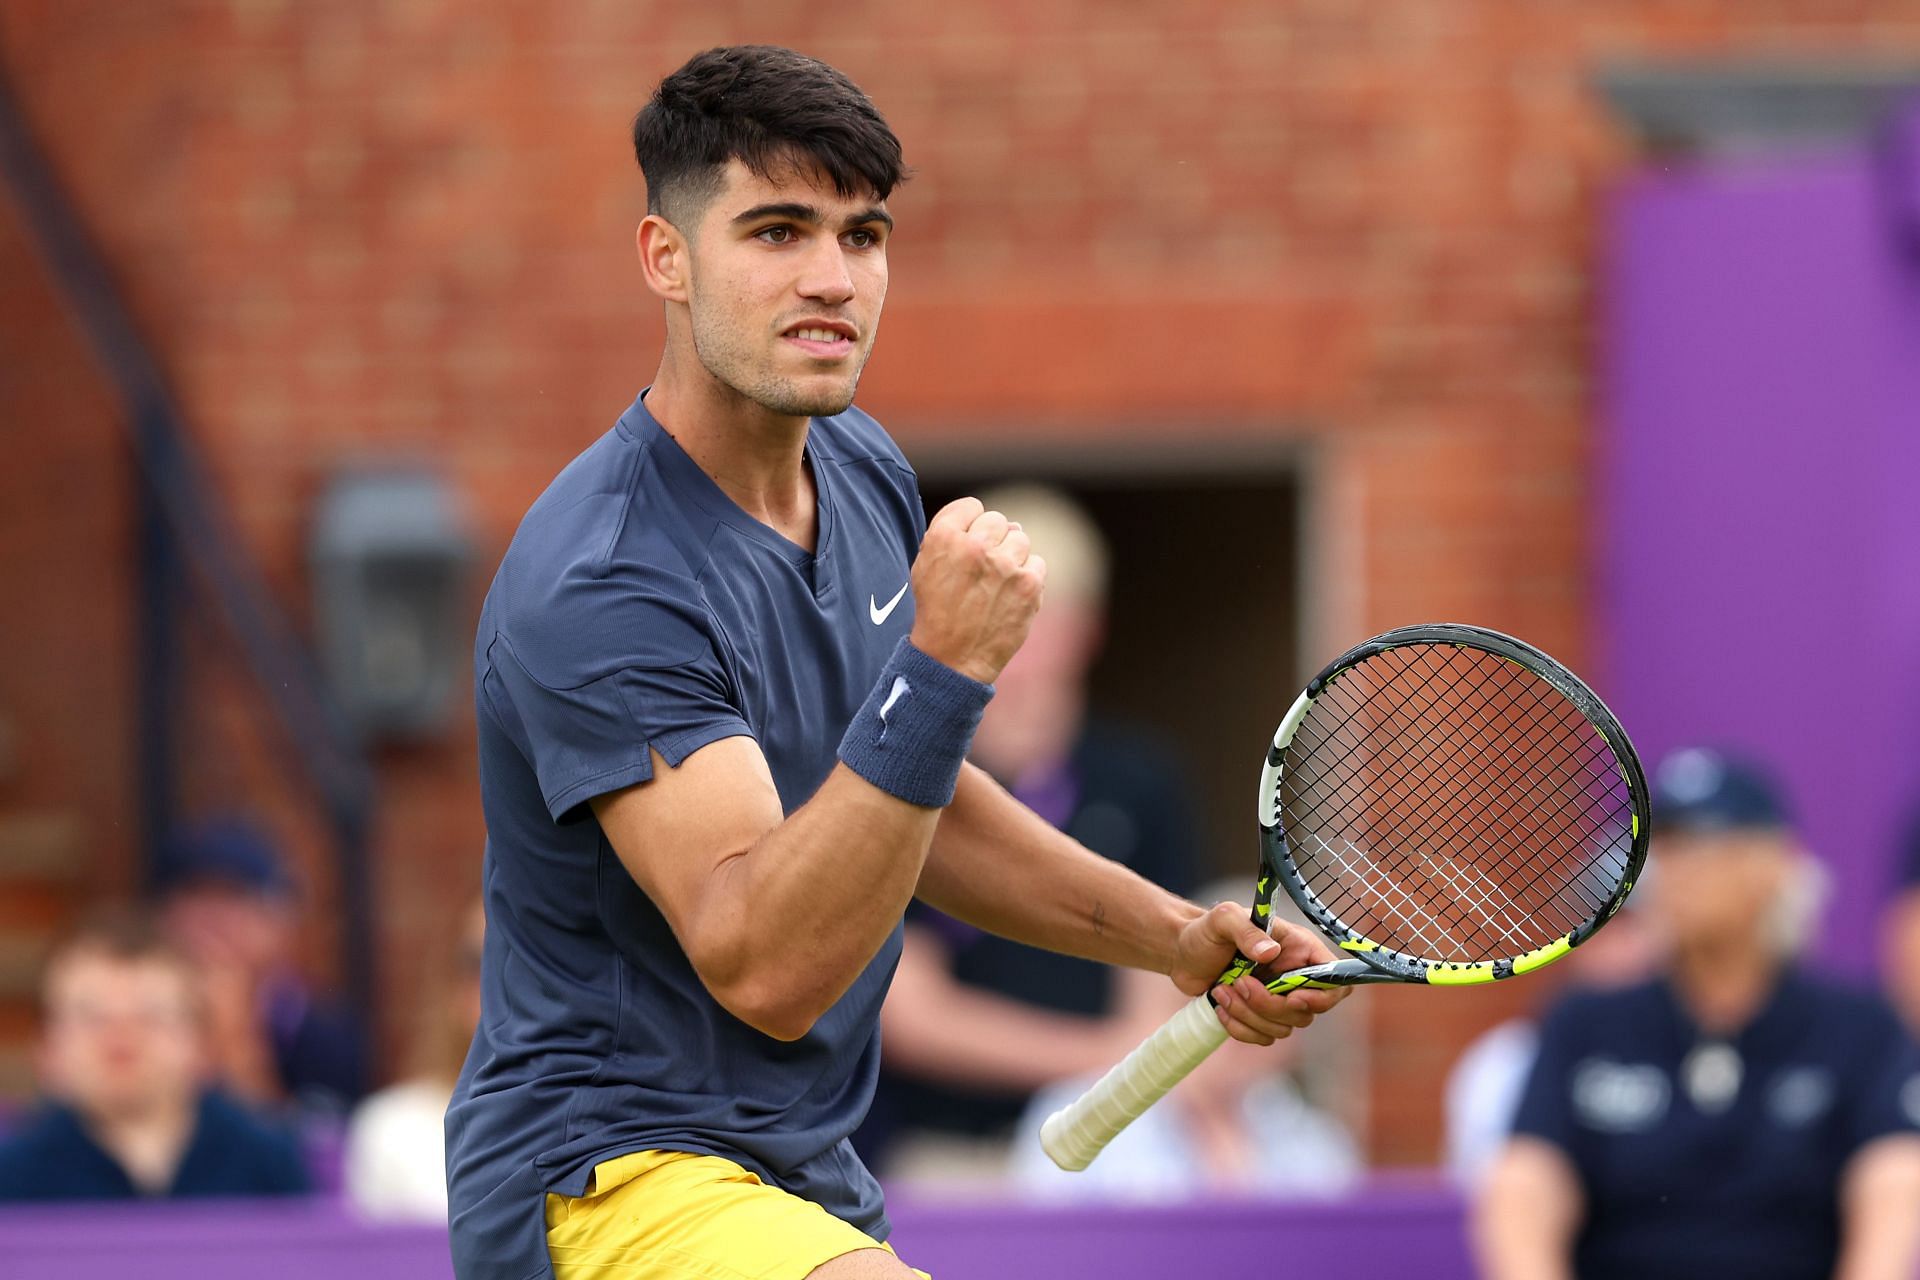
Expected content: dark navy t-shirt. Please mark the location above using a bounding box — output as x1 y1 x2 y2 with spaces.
1511 971 1920 1280
0 1091 309 1201
447 394 925 1280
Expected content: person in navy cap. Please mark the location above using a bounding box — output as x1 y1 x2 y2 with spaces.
155 818 369 1116
1474 748 1920 1280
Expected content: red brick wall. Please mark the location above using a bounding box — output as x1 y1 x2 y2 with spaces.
3 0 1918 1163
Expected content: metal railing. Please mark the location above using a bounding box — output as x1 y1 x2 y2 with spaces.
0 53 378 1019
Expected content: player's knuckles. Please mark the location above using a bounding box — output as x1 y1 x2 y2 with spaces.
969 509 1010 539
915 526 963 566
932 496 985 529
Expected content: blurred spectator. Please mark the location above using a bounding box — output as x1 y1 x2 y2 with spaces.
860 484 1201 1182
1877 805 1920 1037
343 897 484 1222
1007 890 1360 1203
1442 894 1656 1185
0 908 309 1201
1475 749 1920 1280
156 818 369 1115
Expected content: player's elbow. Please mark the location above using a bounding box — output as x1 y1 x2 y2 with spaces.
710 972 828 1042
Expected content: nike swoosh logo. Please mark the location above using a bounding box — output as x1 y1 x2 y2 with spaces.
869 582 908 625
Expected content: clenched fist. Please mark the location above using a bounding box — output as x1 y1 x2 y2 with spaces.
908 497 1046 684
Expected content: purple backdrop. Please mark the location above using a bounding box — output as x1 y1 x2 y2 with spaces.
0 1187 1476 1279
1601 100 1920 972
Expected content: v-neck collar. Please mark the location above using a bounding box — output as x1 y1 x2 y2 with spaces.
621 392 837 597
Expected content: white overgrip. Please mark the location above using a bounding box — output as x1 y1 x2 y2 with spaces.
1038 994 1230 1171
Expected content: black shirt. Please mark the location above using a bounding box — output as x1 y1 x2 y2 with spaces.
1511 971 1920 1280
0 1090 310 1201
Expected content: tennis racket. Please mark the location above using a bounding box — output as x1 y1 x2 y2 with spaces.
1040 622 1650 1171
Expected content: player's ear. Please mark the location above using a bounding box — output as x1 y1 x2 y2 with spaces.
637 214 690 303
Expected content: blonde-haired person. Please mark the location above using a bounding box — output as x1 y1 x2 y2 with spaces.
343 897 483 1221
863 483 1205 1182
1475 750 1920 1280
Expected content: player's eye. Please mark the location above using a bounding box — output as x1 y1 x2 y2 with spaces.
755 225 796 245
844 227 881 249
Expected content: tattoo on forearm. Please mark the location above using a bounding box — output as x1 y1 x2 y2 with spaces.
1092 900 1107 937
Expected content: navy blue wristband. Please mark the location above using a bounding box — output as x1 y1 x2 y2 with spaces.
838 638 994 808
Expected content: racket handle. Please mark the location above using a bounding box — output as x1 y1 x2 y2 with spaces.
1039 994 1229 1171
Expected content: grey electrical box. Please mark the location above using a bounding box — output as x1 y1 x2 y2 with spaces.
311 470 472 740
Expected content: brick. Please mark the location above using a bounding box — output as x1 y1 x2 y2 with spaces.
5 0 1919 1163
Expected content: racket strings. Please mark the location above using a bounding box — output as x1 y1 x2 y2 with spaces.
1370 661 1628 910
1350 646 1631 943
1306 839 1517 957
1276 643 1634 963
1302 648 1628 909
1292 669 1615 913
1317 650 1630 947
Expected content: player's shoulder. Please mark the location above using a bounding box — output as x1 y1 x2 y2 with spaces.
485 421 717 684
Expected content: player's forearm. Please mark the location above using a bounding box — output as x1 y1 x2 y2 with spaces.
916 763 1202 974
700 763 941 1038
1836 1135 1920 1280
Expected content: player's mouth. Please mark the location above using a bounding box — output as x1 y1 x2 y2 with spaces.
781 320 857 359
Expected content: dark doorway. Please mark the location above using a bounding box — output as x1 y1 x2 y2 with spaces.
917 467 1300 885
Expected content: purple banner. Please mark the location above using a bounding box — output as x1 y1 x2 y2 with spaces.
0 1186 1476 1280
1601 102 1920 972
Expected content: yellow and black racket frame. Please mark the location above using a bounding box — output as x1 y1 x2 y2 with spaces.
1224 622 1652 996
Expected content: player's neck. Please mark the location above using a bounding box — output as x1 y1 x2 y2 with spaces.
645 358 817 552
1669 942 1777 1036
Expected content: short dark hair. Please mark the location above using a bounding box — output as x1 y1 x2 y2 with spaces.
40 906 196 1015
633 45 906 224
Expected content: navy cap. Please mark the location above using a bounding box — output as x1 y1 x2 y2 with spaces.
1651 748 1792 834
155 818 295 899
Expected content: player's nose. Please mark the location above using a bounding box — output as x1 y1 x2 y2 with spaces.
796 239 855 305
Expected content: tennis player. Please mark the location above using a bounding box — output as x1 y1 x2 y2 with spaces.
445 45 1344 1280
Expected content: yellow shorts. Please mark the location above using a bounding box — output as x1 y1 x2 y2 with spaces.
544 1149 930 1280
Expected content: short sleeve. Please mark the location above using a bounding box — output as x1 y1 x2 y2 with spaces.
1508 996 1587 1155
486 639 751 823
481 568 752 822
1837 998 1920 1153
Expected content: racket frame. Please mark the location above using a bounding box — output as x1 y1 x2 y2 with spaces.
1232 622 1651 994
1041 622 1651 1172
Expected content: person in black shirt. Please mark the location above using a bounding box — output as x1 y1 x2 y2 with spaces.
0 908 309 1201
1474 749 1920 1280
